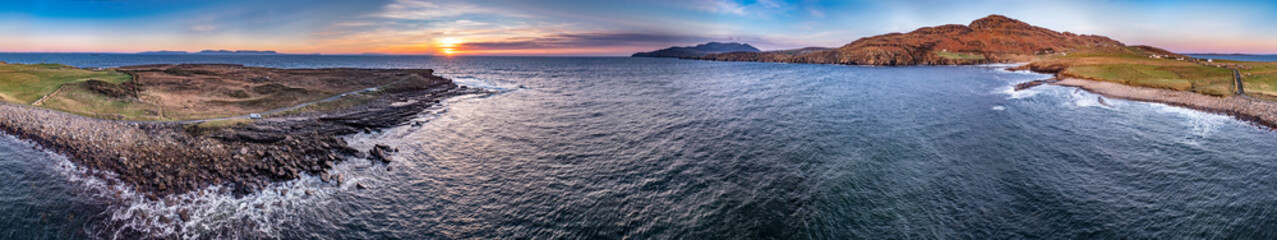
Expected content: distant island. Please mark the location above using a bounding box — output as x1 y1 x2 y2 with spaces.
632 42 760 58
137 50 280 55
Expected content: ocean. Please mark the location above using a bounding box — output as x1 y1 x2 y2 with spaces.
1187 54 1277 62
3 54 1277 239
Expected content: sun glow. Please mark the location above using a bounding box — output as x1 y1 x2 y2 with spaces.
437 37 463 55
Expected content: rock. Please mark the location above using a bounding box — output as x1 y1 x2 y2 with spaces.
356 183 367 189
179 209 191 222
305 189 314 196
0 64 465 198
369 145 392 163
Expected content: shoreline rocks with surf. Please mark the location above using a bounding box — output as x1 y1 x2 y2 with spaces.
1048 78 1277 129
0 67 489 198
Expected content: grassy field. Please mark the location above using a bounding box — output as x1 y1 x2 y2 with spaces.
935 51 986 60
1036 48 1243 96
1222 59 1277 100
266 91 381 117
0 63 132 104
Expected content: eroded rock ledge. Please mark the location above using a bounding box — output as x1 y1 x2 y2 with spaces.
0 64 486 198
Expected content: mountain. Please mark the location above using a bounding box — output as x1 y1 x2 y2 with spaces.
137 50 190 55
632 42 761 58
196 50 279 55
136 50 281 55
697 15 1130 65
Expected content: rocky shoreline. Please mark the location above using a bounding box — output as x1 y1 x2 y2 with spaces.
1049 78 1277 129
0 67 488 198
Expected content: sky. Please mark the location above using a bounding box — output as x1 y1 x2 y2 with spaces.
1 0 1276 55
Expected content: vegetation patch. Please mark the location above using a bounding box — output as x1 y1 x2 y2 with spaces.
935 51 986 60
161 68 217 76
268 92 381 117
78 79 138 99
0 63 131 104
40 84 165 121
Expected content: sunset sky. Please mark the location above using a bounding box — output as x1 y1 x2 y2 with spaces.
2 0 1276 55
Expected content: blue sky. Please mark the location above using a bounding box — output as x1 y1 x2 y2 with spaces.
1 0 1275 55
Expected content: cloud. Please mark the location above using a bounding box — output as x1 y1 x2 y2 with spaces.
808 8 825 18
461 33 716 50
188 24 218 33
374 0 513 20
674 0 788 16
697 0 748 15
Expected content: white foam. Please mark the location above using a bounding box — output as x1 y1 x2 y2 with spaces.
445 75 525 92
0 132 348 239
995 85 1041 99
1149 103 1231 143
0 79 482 239
991 106 1006 111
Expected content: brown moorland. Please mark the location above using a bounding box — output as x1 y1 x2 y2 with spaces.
697 15 1125 65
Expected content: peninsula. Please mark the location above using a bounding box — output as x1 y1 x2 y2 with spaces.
694 15 1277 128
0 63 485 197
632 42 760 58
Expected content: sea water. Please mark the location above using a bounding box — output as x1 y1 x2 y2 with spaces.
3 54 1277 238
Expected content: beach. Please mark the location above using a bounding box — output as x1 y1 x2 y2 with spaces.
1053 78 1277 128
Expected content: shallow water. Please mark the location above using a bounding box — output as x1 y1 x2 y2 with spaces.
3 55 1277 238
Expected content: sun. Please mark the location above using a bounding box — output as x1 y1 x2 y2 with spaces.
437 37 462 47
437 37 463 55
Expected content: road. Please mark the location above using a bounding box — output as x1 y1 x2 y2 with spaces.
1235 69 1244 95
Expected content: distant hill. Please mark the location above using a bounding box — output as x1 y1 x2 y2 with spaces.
197 50 279 55
632 42 760 58
137 50 191 55
697 15 1136 65
137 50 280 55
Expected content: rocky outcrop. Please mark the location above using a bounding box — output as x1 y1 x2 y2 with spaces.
697 15 1127 66
0 65 488 198
632 42 761 58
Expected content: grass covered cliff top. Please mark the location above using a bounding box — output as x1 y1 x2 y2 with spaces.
0 63 445 121
1019 47 1277 100
0 63 131 104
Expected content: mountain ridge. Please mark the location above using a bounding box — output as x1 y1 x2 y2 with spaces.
696 15 1155 65
632 42 761 58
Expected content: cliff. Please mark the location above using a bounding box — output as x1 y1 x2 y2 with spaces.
632 42 761 58
697 15 1126 65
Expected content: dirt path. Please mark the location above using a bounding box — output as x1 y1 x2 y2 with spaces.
30 84 65 106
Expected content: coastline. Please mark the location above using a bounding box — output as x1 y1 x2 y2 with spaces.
1051 78 1277 129
0 66 488 198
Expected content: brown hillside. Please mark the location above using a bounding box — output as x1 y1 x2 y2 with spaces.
699 15 1129 65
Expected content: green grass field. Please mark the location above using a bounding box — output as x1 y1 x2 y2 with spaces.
0 63 132 104
935 51 986 60
38 83 166 120
1041 47 1246 97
